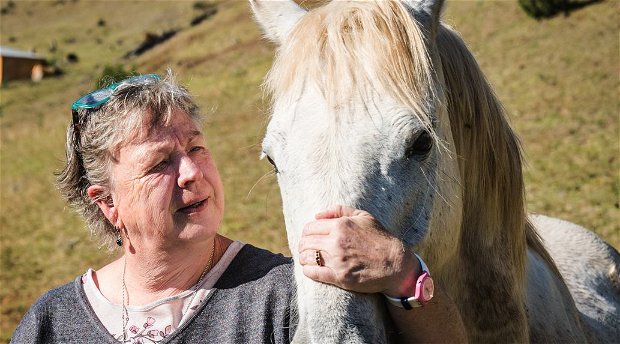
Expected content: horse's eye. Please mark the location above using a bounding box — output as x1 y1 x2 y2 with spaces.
405 131 433 160
265 154 279 173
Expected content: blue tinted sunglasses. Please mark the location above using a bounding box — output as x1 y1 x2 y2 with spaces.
71 73 160 111
71 74 160 137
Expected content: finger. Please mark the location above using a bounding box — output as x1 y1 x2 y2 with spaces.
301 218 334 236
315 205 370 220
298 233 329 253
302 265 338 286
298 249 331 266
315 205 352 219
314 209 339 220
297 250 311 266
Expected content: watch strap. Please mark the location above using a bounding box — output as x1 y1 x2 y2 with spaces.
383 253 430 309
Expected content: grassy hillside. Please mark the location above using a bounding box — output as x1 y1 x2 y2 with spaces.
1 0 617 341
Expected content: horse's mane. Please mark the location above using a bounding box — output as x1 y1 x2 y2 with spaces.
265 1 437 131
437 24 554 273
437 25 529 276
437 25 558 339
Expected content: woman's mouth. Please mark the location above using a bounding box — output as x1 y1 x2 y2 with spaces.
178 198 207 214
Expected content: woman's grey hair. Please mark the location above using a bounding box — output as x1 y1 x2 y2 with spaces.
57 70 203 248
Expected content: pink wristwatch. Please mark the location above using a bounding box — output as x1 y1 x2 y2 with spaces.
383 253 435 309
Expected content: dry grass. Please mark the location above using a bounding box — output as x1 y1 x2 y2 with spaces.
0 0 617 341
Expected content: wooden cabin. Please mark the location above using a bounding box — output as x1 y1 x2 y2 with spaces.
0 46 45 84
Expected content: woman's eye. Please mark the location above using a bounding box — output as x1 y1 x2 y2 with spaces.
405 130 433 160
149 160 169 173
189 146 204 153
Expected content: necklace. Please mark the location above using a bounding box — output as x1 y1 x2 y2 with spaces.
182 238 216 315
121 256 128 342
121 238 217 342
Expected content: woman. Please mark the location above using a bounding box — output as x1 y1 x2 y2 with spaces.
12 72 465 343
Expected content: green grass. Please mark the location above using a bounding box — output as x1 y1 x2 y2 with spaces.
1 0 618 341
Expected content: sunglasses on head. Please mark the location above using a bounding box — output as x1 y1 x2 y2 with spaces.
71 74 160 131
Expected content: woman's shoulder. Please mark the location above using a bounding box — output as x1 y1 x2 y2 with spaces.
11 277 101 343
214 244 293 289
236 244 292 267
179 245 295 344
27 277 82 312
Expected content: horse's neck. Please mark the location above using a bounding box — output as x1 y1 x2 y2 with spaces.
292 266 391 343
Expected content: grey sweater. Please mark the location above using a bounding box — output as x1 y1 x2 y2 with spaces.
11 245 296 343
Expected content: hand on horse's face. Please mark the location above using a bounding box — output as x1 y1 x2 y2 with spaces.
298 205 421 296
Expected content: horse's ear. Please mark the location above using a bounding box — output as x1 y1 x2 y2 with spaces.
401 0 444 38
249 0 307 45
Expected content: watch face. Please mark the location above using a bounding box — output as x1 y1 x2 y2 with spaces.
422 277 434 301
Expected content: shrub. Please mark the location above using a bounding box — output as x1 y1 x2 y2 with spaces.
192 1 217 11
518 0 600 19
518 0 568 18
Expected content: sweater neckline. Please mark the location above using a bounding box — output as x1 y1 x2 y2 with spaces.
75 241 247 342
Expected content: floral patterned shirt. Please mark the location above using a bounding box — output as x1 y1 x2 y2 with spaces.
82 241 245 343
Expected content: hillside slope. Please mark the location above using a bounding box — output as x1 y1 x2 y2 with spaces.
1 0 617 340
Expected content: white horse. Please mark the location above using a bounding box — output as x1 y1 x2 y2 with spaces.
250 0 620 342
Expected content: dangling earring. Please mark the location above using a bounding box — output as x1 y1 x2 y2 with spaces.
116 229 123 247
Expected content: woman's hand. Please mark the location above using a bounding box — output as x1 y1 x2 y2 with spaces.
297 205 420 297
298 205 468 343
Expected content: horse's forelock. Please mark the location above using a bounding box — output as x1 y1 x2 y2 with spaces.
265 1 438 131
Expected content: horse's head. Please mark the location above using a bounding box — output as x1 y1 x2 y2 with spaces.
253 0 462 267
252 0 468 342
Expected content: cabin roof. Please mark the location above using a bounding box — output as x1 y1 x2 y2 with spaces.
0 46 44 60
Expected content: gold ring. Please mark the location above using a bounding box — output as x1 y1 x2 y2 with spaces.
315 250 323 266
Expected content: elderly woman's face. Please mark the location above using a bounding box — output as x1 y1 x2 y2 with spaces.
108 110 224 249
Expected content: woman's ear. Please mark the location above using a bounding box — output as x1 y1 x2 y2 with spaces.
87 185 118 226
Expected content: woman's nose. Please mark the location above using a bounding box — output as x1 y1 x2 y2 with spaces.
177 155 202 188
